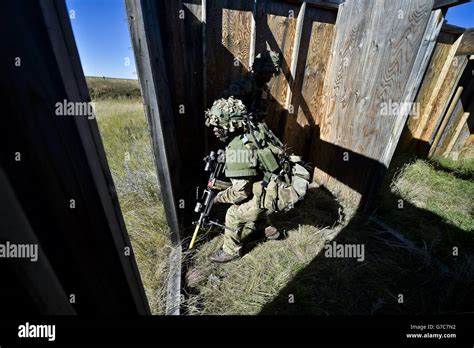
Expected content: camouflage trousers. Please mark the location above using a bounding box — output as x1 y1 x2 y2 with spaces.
222 195 270 256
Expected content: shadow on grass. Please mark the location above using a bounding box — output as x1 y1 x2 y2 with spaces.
259 153 474 315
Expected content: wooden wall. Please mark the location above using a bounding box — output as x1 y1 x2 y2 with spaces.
313 0 441 206
430 57 474 158
399 23 474 160
1 0 150 315
128 0 471 225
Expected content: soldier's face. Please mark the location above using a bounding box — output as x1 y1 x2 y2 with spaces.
213 126 229 142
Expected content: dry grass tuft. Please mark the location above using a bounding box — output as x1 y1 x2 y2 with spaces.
94 97 170 315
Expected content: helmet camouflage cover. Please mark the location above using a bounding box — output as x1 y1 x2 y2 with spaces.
205 97 248 132
252 50 280 75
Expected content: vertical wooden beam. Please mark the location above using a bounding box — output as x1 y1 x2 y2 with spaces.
249 0 257 68
202 0 209 153
429 86 464 156
381 9 444 167
456 28 474 55
444 111 470 155
125 0 182 314
285 1 306 110
126 0 180 239
413 33 464 140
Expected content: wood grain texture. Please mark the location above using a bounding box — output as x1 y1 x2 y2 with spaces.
429 57 473 157
255 0 299 134
401 32 465 154
450 111 472 155
456 28 474 55
283 6 337 158
428 86 463 156
419 55 467 142
313 0 435 206
206 0 253 104
0 0 150 315
381 9 444 167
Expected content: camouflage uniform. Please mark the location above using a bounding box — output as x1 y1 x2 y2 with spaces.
205 97 310 257
220 50 280 122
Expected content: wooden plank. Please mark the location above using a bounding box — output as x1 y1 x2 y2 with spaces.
283 0 343 11
459 133 474 158
283 6 337 157
203 0 208 152
430 57 474 156
445 111 470 154
441 23 466 35
400 30 466 154
206 0 253 104
456 28 474 55
420 55 468 142
450 111 472 155
125 0 182 314
43 0 152 314
255 0 300 134
284 1 306 110
433 0 469 10
126 0 180 239
249 0 257 67
314 0 435 207
381 9 445 167
157 1 208 228
401 34 452 151
432 94 465 156
0 0 150 315
413 34 463 140
429 86 463 156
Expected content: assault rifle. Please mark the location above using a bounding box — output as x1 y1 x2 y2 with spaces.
188 149 233 249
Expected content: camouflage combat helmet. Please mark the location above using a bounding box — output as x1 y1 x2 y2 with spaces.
205 97 248 132
252 50 280 75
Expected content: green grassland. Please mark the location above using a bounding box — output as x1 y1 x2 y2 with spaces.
88 77 169 315
88 76 142 100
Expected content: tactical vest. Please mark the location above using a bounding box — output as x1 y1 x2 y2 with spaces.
225 121 310 212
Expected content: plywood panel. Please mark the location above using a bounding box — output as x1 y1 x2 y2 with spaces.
430 58 474 157
206 0 253 104
313 0 434 206
404 33 455 141
399 31 468 156
155 1 207 227
255 0 300 134
283 6 337 158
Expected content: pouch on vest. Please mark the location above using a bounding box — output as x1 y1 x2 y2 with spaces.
257 147 279 174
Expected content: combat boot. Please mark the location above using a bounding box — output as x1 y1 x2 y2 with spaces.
264 226 280 240
209 249 240 263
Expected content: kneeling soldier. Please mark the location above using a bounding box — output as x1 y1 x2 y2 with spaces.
204 97 310 263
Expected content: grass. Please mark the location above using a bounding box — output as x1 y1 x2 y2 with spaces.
89 81 170 315
183 186 354 315
183 157 474 315
87 76 142 100
377 156 474 257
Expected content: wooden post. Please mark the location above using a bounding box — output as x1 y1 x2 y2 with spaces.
285 1 307 110
429 86 464 156
125 0 182 315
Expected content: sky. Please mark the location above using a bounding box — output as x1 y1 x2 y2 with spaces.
445 1 474 28
67 0 474 80
66 0 137 79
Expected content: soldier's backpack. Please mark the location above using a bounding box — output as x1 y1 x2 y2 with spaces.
246 122 311 213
